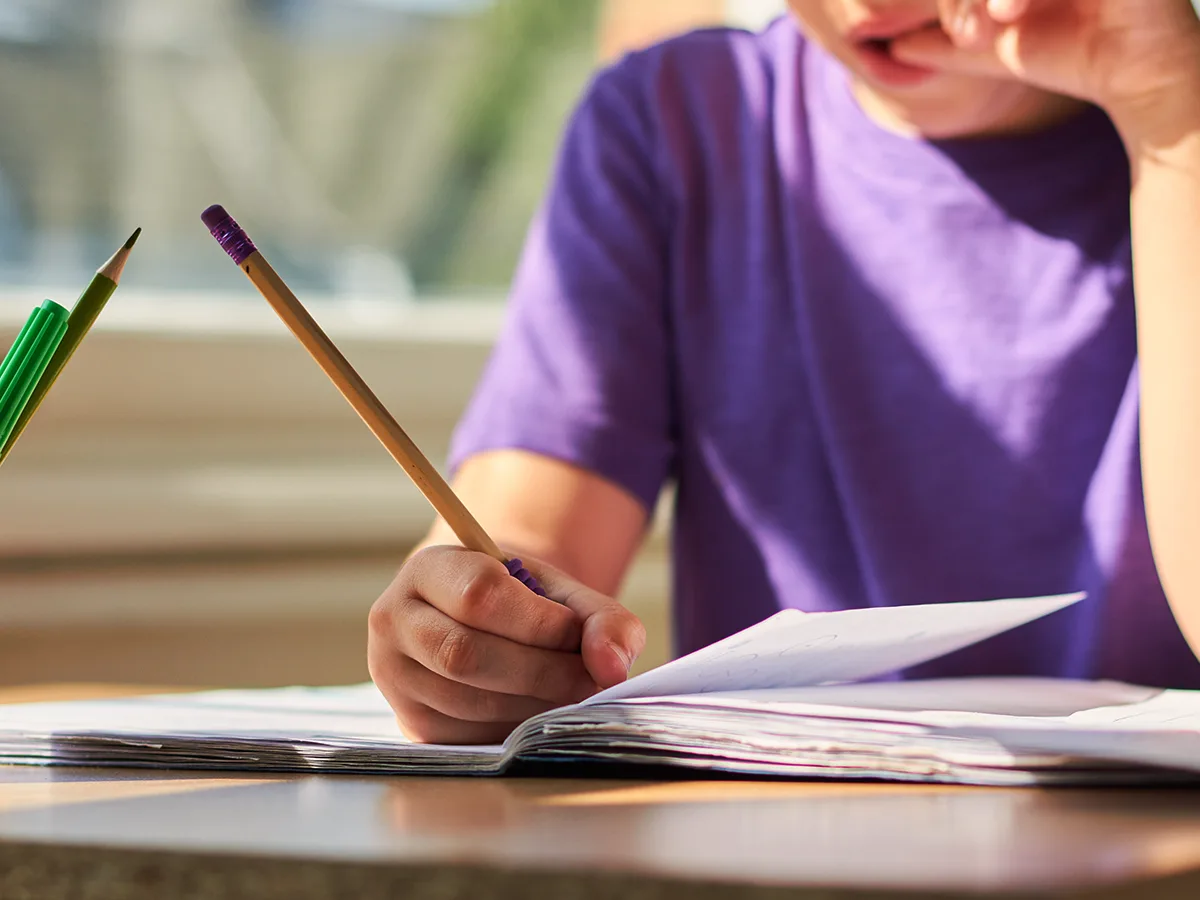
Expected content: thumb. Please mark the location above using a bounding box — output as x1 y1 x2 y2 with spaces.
520 557 647 690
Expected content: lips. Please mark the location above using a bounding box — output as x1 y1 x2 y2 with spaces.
847 12 941 43
846 13 943 88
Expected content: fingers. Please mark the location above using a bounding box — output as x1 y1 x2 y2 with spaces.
367 546 643 745
389 697 524 745
938 0 1033 50
891 24 959 65
891 20 1007 78
939 0 996 48
386 653 558 725
521 557 647 690
401 545 583 652
373 590 598 704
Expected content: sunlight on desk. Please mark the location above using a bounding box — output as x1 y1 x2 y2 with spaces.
0 776 279 814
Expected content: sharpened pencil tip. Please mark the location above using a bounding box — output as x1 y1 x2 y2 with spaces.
97 228 141 282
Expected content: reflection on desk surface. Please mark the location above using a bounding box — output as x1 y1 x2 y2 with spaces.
0 768 1198 894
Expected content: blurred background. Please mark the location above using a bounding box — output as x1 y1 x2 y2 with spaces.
0 0 785 688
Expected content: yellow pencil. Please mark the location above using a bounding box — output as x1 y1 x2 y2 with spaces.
201 205 543 596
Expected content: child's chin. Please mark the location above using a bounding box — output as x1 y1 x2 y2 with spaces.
851 76 1066 140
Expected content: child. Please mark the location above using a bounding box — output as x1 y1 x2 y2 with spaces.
367 0 1200 744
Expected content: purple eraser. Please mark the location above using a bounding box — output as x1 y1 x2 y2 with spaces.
505 558 547 598
202 204 257 266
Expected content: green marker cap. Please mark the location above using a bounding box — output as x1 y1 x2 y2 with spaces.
0 300 70 451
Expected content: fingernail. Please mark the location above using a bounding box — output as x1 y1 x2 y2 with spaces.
607 640 633 674
955 8 979 42
986 0 1017 19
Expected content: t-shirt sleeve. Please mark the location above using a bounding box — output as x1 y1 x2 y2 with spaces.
447 58 674 512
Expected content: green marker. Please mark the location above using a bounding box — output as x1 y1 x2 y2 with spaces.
0 227 141 466
0 300 70 451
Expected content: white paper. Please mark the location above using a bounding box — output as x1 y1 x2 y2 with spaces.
5 591 1198 785
0 685 506 773
933 688 1200 774
652 677 1162 717
587 593 1083 703
584 678 1200 776
511 675 1200 785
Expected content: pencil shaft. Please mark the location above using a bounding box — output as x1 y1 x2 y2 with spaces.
242 251 506 562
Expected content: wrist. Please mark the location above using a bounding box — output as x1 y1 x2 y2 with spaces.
1106 56 1200 156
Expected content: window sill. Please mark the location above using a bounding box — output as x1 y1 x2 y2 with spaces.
0 291 504 557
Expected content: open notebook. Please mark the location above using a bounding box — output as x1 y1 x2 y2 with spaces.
1 592 1199 785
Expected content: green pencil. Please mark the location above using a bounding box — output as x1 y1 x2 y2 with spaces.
0 227 141 465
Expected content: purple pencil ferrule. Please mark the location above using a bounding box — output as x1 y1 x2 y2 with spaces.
201 204 258 266
505 557 546 597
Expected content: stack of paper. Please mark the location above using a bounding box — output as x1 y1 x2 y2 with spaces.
513 678 1200 785
0 592 1197 785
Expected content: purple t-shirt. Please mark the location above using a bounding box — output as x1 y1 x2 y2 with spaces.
449 18 1200 689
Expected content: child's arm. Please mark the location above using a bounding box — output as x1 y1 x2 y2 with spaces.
1123 85 1200 653
417 449 650 598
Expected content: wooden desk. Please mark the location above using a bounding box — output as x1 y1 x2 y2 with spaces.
0 687 1198 899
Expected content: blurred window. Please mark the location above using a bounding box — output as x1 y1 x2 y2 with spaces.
0 0 783 303
0 0 784 303
0 0 594 300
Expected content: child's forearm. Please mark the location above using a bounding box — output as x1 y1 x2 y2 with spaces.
1121 76 1200 654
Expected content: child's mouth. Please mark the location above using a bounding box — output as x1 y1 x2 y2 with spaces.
851 29 938 88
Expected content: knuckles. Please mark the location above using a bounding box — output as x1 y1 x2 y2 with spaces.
456 565 506 622
463 687 512 724
430 625 481 681
520 657 556 701
366 595 395 640
528 603 583 652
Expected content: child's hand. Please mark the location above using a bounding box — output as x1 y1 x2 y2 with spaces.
367 546 645 744
893 0 1200 139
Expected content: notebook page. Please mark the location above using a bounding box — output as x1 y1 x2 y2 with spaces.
0 687 503 758
586 593 1083 704
519 674 1200 782
823 685 1200 775
606 677 1200 774
627 677 1160 718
